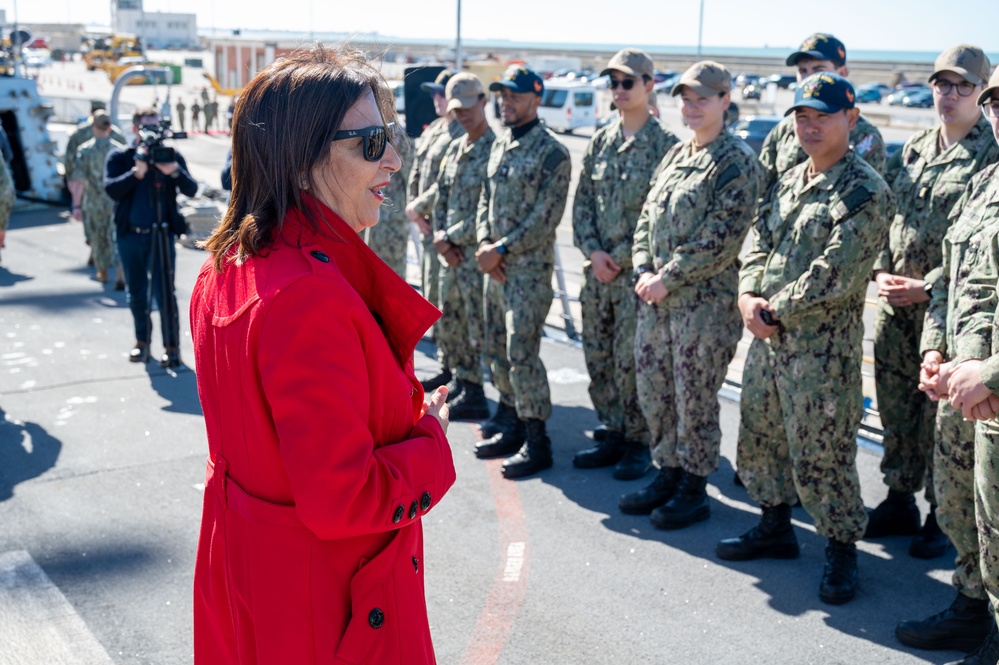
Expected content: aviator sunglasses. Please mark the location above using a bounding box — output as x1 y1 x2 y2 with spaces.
609 77 645 90
332 122 394 162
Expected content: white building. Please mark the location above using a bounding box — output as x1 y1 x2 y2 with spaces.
113 0 198 49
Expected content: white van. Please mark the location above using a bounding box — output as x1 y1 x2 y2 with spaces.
537 80 596 133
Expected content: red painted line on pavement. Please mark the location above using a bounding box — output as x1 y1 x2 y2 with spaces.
460 458 530 665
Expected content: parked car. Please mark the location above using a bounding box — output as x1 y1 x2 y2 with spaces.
885 140 905 161
886 83 930 106
653 74 680 93
901 89 934 108
728 115 781 155
855 83 884 103
764 74 797 89
537 80 597 133
386 79 405 113
741 83 762 101
735 73 761 87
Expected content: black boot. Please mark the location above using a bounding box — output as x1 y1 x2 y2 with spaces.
819 539 858 605
910 506 951 559
420 368 453 392
444 376 463 404
572 429 624 468
865 489 920 538
502 419 553 479
475 418 526 458
592 424 614 441
448 381 490 421
613 441 650 480
650 470 709 529
945 620 999 665
716 504 800 561
619 467 682 515
480 399 517 439
896 591 992 652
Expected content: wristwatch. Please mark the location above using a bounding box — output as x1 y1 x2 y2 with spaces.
495 243 508 256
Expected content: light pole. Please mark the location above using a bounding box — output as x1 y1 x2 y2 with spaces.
455 0 463 71
697 0 704 58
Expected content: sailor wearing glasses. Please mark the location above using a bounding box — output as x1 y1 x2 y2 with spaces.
472 66 571 479
571 48 678 482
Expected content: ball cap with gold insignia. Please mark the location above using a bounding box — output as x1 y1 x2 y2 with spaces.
786 33 847 67
600 48 655 80
488 66 544 96
445 72 485 112
671 60 732 97
978 66 999 105
420 69 454 96
930 45 992 86
786 72 856 116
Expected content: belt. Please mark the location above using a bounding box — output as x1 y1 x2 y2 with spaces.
129 225 153 235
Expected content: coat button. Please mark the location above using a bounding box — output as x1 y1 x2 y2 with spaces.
310 250 329 263
408 500 418 520
420 491 432 511
368 608 384 629
412 556 419 573
392 505 404 523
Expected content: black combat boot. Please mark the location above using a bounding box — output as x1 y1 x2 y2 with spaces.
444 376 463 404
480 399 517 439
420 368 453 392
613 441 650 480
475 418 526 459
819 539 858 604
650 470 709 530
716 504 800 561
865 489 920 538
592 424 614 441
572 429 624 468
910 506 951 559
896 591 992 652
502 419 553 479
945 620 999 665
447 381 490 421
619 466 682 515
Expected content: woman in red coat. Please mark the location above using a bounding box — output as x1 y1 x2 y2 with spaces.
190 44 456 664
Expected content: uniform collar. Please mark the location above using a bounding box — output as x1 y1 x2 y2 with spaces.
613 114 660 151
801 149 855 192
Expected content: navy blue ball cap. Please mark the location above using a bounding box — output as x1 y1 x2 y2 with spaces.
785 72 856 116
786 33 847 66
488 66 544 96
420 69 454 96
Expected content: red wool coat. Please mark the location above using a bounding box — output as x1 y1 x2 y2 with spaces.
190 196 455 664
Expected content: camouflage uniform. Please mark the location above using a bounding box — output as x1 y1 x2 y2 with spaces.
476 122 570 419
76 136 125 275
759 114 885 194
737 150 892 543
64 118 125 246
573 115 678 443
631 132 760 474
876 117 999 505
426 127 497 385
949 169 999 623
921 163 999 601
0 160 14 236
408 117 466 313
365 142 412 279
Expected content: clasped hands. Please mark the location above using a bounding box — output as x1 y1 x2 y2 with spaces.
920 353 999 421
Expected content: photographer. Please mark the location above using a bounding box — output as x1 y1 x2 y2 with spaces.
105 107 197 367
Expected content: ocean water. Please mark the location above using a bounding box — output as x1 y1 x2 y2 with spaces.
197 28 999 65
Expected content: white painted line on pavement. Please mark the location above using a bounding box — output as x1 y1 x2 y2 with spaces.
0 550 114 665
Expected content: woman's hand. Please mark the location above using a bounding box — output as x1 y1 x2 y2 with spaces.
424 386 450 435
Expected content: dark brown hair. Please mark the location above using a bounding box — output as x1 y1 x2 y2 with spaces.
202 43 397 270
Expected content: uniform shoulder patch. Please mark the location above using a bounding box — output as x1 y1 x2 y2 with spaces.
542 148 568 173
831 186 872 221
716 163 741 190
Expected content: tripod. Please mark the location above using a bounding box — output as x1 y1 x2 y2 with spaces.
145 165 181 368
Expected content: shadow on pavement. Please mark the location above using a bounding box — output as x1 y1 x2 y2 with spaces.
0 405 62 502
9 207 72 231
0 264 33 287
144 363 202 416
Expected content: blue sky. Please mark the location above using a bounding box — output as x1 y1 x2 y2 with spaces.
7 0 999 53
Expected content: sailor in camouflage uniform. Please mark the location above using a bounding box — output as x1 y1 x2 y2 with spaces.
931 74 999 665
571 48 678 482
896 60 999 656
421 73 496 421
759 34 886 192
869 46 999 566
0 157 14 265
717 74 892 606
71 111 126 287
615 61 761 530
472 66 571 479
365 124 412 279
406 70 466 394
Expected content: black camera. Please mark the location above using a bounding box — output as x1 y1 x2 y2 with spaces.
136 120 186 164
760 310 778 327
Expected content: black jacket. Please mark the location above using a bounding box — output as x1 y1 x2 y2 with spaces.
104 145 198 236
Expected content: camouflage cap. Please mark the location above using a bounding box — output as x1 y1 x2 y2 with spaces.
786 33 847 67
420 69 454 96
600 48 654 80
930 45 992 86
488 66 544 96
978 66 999 105
671 61 732 97
92 110 112 128
786 72 856 115
445 72 485 112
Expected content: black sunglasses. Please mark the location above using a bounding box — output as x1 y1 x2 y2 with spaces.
608 78 639 90
332 122 394 162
